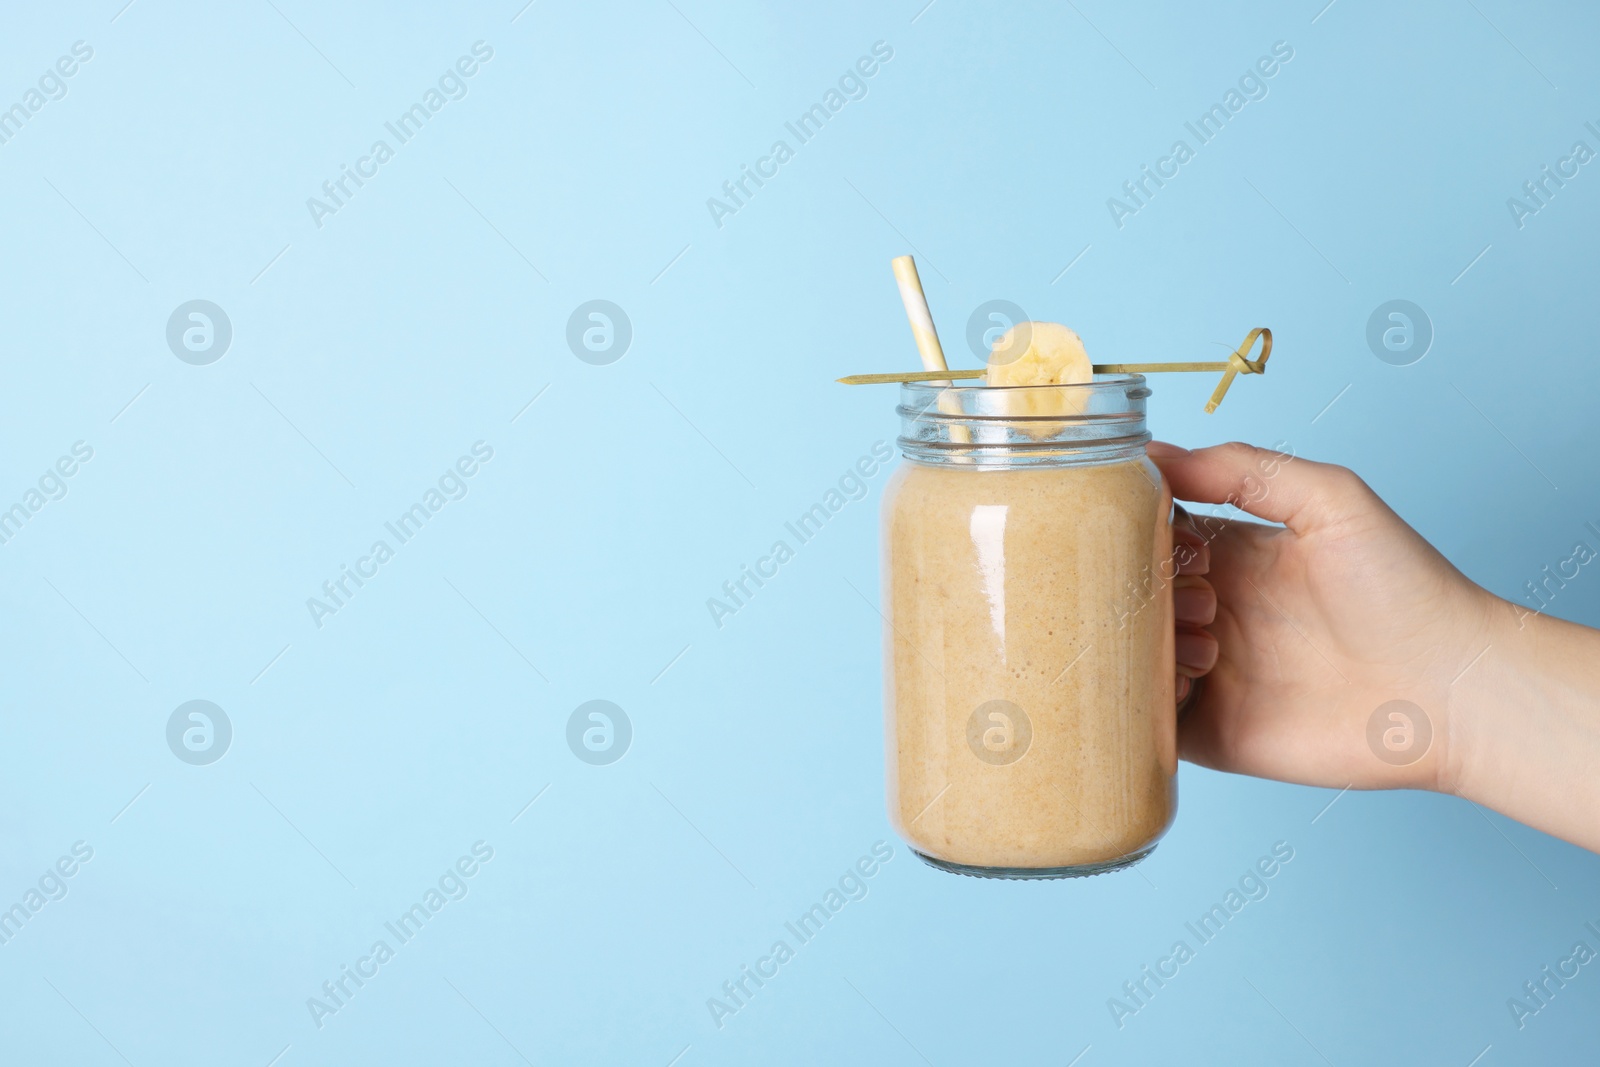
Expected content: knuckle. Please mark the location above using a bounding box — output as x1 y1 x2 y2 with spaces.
1328 464 1369 497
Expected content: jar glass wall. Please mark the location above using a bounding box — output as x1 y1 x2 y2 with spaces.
881 377 1178 878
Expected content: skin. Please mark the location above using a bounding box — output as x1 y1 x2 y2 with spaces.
1149 440 1600 854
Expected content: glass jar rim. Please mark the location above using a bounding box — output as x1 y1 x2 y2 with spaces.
895 374 1151 465
898 375 1151 420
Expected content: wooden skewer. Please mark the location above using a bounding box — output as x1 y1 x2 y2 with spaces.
1203 327 1271 414
836 362 1232 385
837 328 1273 415
837 367 981 385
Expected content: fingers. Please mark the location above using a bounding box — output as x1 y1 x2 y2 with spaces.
1147 440 1370 534
1174 576 1215 625
1170 513 1218 687
1171 507 1210 575
1175 626 1217 677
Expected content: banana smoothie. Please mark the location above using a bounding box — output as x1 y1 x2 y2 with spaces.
881 324 1177 877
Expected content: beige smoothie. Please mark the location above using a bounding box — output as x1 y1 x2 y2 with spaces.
882 454 1178 874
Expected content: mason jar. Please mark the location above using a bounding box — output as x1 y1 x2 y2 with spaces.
881 377 1177 878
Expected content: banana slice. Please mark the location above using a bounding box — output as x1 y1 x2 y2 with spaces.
985 321 1093 420
985 321 1091 386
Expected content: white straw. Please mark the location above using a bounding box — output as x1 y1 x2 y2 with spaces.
891 255 948 381
889 255 970 448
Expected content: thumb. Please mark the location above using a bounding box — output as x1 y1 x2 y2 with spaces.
1146 441 1368 533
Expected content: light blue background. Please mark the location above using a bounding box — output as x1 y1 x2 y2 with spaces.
1 1 1597 1064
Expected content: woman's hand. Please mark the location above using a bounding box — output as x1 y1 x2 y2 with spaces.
1150 440 1499 794
1149 439 1600 852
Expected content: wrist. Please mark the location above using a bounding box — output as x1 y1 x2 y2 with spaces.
1443 595 1600 851
1437 592 1523 799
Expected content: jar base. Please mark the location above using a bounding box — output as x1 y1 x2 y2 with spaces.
910 844 1157 880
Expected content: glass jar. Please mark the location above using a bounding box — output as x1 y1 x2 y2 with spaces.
881 377 1177 878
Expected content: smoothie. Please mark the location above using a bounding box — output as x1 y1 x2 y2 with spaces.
882 369 1177 876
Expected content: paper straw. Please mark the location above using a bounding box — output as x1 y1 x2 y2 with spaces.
891 255 948 379
889 255 971 446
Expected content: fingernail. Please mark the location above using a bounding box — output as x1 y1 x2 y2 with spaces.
1147 441 1191 458
1171 541 1210 576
